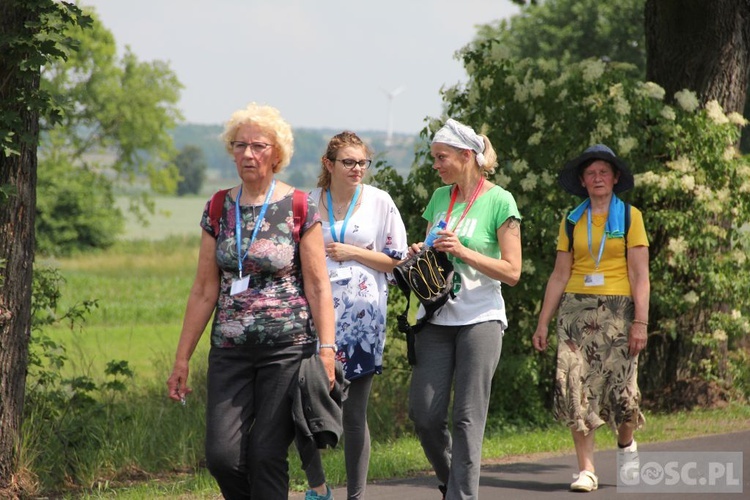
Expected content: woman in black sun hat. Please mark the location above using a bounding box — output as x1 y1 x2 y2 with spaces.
532 144 650 492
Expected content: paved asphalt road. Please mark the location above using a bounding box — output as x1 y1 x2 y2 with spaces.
290 430 749 499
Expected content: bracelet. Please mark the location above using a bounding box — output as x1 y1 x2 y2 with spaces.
319 343 337 351
632 320 648 326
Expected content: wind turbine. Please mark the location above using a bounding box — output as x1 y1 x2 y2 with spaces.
381 85 405 147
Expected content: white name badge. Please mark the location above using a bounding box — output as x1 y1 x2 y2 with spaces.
230 276 250 296
584 273 605 287
329 266 353 283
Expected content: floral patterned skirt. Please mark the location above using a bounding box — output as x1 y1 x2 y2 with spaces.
553 293 645 435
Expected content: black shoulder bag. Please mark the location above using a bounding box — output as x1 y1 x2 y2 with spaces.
393 247 454 365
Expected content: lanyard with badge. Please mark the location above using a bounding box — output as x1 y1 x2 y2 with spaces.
325 185 361 284
230 179 276 296
584 208 606 287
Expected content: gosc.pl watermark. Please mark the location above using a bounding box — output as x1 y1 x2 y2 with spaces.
617 451 743 493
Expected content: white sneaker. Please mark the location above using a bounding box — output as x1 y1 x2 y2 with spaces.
618 440 640 484
571 470 599 492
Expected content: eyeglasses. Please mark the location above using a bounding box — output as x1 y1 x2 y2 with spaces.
335 158 372 170
231 141 273 155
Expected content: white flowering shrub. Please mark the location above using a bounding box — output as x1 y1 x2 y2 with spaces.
381 47 750 418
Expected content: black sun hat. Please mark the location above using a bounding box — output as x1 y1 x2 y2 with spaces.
558 144 634 198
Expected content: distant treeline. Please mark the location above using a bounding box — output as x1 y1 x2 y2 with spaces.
172 123 420 191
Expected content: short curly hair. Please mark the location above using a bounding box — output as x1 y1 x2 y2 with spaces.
220 102 294 173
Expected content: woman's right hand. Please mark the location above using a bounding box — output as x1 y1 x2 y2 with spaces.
405 242 423 258
166 360 192 403
532 325 549 352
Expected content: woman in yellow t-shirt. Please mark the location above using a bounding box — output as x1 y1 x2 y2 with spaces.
532 144 650 493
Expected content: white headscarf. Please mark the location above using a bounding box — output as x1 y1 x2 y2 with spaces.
431 118 486 167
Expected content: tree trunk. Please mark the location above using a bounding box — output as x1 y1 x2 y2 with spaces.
644 0 750 403
645 0 750 114
0 3 39 491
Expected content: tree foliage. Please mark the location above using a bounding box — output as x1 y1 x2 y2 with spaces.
174 145 207 196
481 0 646 75
35 8 183 254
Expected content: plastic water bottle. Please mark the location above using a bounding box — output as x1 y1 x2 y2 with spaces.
424 220 447 247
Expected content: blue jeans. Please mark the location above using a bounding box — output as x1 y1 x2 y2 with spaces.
204 343 315 500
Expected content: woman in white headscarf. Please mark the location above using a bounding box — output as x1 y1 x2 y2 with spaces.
406 118 522 499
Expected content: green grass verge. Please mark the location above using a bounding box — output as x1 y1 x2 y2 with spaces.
67 403 749 499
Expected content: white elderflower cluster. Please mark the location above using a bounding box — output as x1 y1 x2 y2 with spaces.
532 113 546 130
712 329 728 342
683 290 699 304
674 89 699 112
613 97 631 116
495 171 511 187
520 172 538 192
668 236 688 256
527 132 542 146
617 137 637 156
581 59 606 82
666 156 693 173
639 81 666 100
522 258 536 276
529 79 546 98
728 111 748 126
680 175 695 192
490 43 511 62
660 106 676 121
541 171 555 186
705 100 729 124
511 159 529 173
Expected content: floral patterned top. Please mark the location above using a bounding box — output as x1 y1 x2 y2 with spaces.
310 185 407 380
200 189 321 348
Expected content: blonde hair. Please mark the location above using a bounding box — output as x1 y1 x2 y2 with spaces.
220 102 294 173
479 135 498 177
316 131 373 189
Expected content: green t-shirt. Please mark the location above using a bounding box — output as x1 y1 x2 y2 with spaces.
422 184 521 327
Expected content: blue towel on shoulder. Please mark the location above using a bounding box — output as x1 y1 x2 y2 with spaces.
566 195 626 239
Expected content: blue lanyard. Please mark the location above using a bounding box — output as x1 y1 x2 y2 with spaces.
235 179 276 279
326 185 361 243
587 209 606 270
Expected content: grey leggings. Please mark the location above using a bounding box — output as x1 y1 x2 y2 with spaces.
305 373 374 500
408 321 503 500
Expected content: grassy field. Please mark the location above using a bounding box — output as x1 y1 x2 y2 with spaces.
117 195 210 242
30 203 750 498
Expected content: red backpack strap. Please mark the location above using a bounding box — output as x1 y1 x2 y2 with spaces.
292 189 308 243
208 189 230 237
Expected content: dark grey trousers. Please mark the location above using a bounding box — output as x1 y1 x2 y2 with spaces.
204 343 314 500
305 373 374 500
408 321 504 500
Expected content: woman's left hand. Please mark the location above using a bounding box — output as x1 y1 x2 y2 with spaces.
432 228 465 259
628 322 648 357
326 242 356 262
319 349 336 390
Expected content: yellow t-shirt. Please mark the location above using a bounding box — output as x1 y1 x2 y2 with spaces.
557 206 649 296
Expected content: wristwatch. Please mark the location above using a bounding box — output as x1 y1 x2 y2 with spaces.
319 343 337 351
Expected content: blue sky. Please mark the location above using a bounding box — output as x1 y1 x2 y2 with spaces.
81 0 519 134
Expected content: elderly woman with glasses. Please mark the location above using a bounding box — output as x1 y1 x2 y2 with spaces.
166 103 338 499
301 131 407 500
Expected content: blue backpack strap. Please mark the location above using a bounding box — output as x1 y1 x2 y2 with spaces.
565 202 631 253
